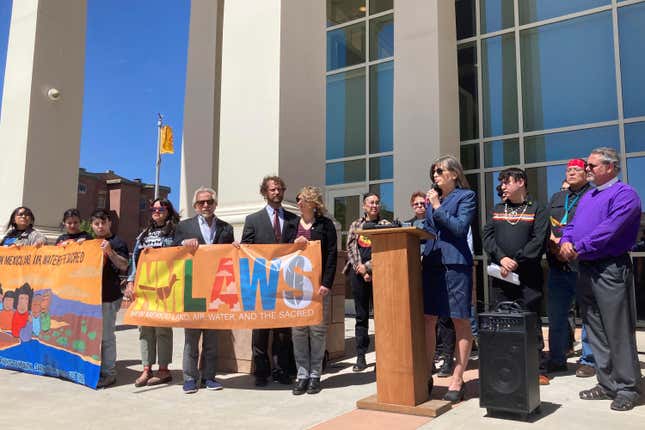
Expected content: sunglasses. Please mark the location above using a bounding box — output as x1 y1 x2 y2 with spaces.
430 167 445 177
150 207 167 213
412 202 425 207
586 162 605 171
195 199 215 207
15 212 30 218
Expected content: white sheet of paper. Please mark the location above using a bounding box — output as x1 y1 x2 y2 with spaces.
487 263 520 285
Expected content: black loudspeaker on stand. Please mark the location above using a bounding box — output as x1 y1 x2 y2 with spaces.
478 302 541 418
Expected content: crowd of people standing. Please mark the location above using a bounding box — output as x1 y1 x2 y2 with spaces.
1 147 642 411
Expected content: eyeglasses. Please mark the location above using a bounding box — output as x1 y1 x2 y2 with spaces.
566 167 585 173
150 207 167 213
586 163 599 171
195 199 215 206
365 201 381 207
296 196 302 203
412 202 425 207
431 167 445 176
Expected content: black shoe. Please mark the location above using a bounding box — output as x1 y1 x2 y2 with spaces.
255 376 268 387
272 368 281 382
546 361 568 373
443 385 465 403
353 355 367 372
307 378 321 394
292 378 309 395
437 358 454 378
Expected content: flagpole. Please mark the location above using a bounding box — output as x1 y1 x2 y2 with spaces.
154 113 163 199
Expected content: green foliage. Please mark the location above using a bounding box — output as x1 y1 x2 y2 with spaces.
92 355 100 361
65 329 72 337
80 219 94 237
52 331 60 337
87 331 97 341
56 336 68 346
72 339 86 352
81 320 87 334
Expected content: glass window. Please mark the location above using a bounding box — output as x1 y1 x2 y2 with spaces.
482 33 518 137
520 12 617 132
458 43 479 141
369 182 394 220
456 0 476 40
370 0 393 14
327 0 365 27
632 256 645 321
519 0 610 25
369 156 393 180
484 170 503 214
524 126 619 163
333 195 361 250
461 143 480 170
327 22 366 71
484 138 519 168
525 165 570 205
369 14 394 60
369 61 393 153
480 0 514 34
626 122 645 154
326 69 366 159
0 0 12 116
619 2 645 119
466 173 482 255
627 157 645 210
326 159 366 185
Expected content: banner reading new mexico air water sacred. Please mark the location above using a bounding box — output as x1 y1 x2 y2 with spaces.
124 241 323 329
0 241 103 388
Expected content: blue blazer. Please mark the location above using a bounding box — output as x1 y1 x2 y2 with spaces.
423 188 476 266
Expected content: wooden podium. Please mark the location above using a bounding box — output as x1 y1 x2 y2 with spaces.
355 227 451 417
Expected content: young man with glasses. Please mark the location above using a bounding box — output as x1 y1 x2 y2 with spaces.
344 193 390 372
560 147 642 411
174 187 235 394
241 176 299 387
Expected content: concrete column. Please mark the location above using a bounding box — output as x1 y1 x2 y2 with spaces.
0 0 86 239
393 0 459 217
215 0 325 233
179 0 223 218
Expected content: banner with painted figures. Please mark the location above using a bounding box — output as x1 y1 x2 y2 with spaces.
0 242 103 388
124 242 323 329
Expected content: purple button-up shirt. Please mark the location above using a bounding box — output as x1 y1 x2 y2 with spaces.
561 180 641 261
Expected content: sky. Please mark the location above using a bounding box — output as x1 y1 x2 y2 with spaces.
0 0 191 207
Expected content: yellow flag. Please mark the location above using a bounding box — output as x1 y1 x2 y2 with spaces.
160 125 174 154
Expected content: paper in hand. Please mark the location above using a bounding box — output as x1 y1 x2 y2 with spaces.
487 263 520 285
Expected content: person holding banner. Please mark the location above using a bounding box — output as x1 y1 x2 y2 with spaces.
124 198 180 387
242 175 299 387
291 186 337 395
91 210 130 389
174 187 235 394
1 207 46 247
55 209 92 245
422 155 476 403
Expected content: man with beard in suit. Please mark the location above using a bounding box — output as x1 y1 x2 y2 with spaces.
242 175 298 387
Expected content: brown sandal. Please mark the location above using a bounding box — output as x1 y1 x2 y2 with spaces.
579 386 614 400
134 370 153 387
147 369 172 386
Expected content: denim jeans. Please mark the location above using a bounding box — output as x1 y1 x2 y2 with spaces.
139 326 173 367
292 295 330 379
547 267 577 365
579 324 595 366
101 298 123 377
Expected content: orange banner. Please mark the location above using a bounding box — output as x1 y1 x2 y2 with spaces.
0 241 104 388
124 241 323 329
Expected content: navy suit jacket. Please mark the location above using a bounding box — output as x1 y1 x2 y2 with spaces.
241 207 298 244
173 216 235 246
423 187 476 266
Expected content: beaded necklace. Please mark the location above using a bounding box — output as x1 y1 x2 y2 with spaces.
504 202 528 225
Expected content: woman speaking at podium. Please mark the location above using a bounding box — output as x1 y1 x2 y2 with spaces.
422 155 477 403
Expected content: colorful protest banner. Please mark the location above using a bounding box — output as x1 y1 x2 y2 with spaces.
0 241 103 388
124 241 323 329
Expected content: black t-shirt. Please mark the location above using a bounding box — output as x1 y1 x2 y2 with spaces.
102 235 129 303
55 231 93 245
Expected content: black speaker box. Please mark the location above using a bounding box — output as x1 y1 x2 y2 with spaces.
478 311 540 416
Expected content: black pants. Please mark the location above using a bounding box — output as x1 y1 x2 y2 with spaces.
578 256 641 401
436 317 455 358
251 328 295 378
350 268 373 356
490 264 545 353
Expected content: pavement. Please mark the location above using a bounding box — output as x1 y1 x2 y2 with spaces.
1 313 644 430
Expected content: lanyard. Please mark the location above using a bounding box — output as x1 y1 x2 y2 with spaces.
560 192 580 225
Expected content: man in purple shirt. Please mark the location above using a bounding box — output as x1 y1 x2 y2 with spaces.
560 147 642 411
